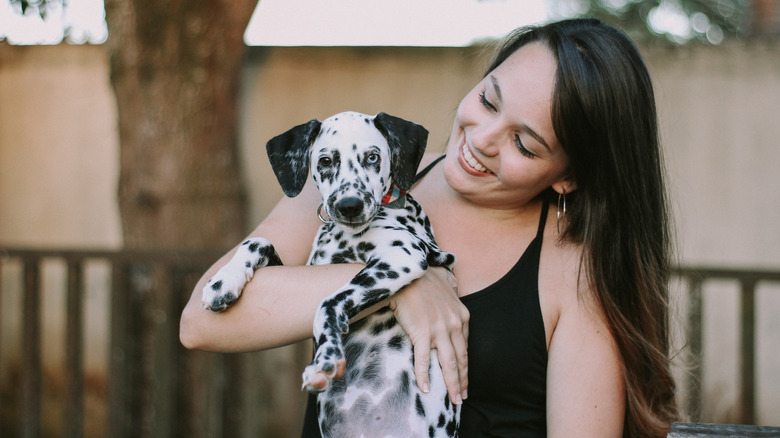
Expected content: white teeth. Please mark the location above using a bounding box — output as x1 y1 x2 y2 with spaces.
462 144 493 174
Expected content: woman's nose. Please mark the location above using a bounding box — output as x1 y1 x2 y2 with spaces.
470 119 502 156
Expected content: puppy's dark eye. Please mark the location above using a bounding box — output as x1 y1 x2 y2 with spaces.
319 157 333 167
366 153 380 164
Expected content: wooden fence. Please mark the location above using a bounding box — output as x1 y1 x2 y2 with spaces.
1 248 778 437
0 248 311 438
673 267 780 425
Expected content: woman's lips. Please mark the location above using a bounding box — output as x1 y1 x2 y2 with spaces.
458 142 494 176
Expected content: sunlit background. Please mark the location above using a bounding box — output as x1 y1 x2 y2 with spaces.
0 0 736 46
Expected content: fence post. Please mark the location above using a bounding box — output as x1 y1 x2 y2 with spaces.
65 258 85 438
740 278 757 425
686 274 703 422
21 258 41 438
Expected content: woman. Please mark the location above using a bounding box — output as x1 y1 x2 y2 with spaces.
180 18 679 437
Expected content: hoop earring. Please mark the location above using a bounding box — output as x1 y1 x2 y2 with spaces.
557 188 566 234
317 203 333 224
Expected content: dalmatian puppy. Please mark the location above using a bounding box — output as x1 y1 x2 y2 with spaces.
202 111 459 438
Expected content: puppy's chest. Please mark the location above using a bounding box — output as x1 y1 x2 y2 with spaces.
307 209 427 266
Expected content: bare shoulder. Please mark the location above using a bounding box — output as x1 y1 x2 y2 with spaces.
538 207 585 345
539 206 625 437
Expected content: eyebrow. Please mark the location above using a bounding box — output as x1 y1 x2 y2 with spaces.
489 75 552 153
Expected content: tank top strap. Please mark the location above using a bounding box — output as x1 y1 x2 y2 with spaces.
535 197 549 240
413 154 446 184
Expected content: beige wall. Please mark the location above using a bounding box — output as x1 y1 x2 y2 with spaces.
2 41 780 424
0 44 122 249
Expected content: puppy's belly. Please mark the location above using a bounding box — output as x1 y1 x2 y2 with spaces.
317 308 448 438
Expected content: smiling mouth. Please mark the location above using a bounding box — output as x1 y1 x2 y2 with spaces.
461 143 494 174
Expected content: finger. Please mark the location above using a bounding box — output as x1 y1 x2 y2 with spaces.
413 341 432 394
451 326 469 399
434 340 463 405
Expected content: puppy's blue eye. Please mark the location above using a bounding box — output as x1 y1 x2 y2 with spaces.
367 153 379 164
319 157 332 167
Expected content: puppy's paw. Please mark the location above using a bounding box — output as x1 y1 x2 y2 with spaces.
202 263 250 312
201 238 282 312
301 356 346 393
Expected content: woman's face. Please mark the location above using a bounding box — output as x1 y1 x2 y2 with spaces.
443 42 573 210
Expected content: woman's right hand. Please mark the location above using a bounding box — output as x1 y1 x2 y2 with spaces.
388 266 470 405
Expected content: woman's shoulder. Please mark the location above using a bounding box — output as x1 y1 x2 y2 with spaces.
537 203 606 346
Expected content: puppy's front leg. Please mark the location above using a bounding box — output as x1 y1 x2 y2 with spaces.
301 251 428 392
202 237 282 312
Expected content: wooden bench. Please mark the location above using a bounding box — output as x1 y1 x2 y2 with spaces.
668 422 780 437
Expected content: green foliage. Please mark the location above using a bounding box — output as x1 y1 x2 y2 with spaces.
549 0 749 45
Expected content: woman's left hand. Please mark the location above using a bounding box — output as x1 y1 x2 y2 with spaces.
388 266 470 405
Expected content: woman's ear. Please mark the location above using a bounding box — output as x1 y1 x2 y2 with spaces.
552 178 577 195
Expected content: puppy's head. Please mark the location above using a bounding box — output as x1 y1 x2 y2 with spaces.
267 111 428 234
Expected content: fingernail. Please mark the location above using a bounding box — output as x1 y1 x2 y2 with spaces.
461 389 468 400
423 382 430 393
455 394 463 405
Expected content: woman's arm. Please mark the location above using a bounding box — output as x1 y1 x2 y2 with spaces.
543 245 625 437
180 178 365 351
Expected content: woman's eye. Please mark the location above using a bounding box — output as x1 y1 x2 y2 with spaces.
366 153 380 164
319 157 332 167
515 136 536 159
479 90 497 111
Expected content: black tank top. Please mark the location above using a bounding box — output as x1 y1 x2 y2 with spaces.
300 155 548 437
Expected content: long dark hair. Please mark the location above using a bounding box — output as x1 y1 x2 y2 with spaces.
486 19 678 437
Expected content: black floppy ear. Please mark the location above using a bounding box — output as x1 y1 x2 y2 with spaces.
266 119 322 197
373 112 428 191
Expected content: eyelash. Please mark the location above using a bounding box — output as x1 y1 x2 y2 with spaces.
478 89 536 159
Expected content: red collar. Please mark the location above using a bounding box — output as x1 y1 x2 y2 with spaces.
381 184 407 207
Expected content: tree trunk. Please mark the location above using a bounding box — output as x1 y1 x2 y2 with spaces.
105 0 257 250
102 2 266 437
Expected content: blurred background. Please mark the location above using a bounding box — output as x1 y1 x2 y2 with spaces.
1 0 779 436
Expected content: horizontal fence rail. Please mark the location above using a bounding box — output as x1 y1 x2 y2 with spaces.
1 248 778 437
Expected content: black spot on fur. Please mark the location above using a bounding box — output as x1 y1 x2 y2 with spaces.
376 262 392 271
388 334 404 350
248 242 260 252
331 249 356 264
416 394 426 417
364 288 390 302
446 418 458 436
352 272 377 288
400 371 411 394
369 316 397 335
210 280 222 291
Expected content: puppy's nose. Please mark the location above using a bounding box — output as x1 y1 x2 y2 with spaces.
336 197 364 218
